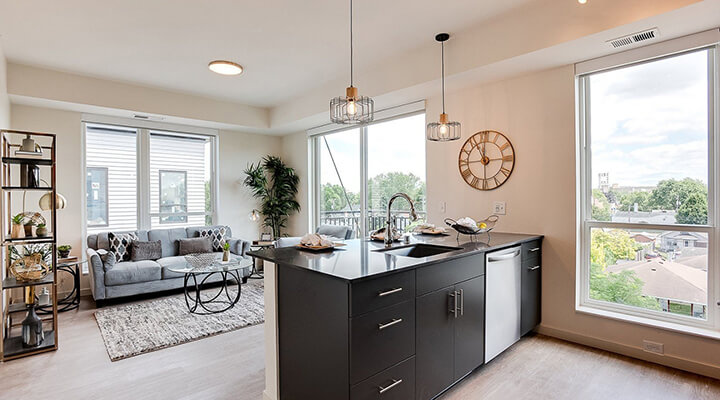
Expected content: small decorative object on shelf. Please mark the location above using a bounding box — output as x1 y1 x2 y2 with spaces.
222 242 230 262
11 213 25 239
57 245 71 259
10 253 51 282
2 129 59 361
35 223 48 237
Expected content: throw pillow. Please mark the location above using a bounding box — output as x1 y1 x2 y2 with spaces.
108 232 138 262
199 226 228 252
178 237 213 256
131 240 162 261
99 250 117 270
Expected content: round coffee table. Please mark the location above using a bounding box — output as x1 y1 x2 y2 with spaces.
169 257 253 315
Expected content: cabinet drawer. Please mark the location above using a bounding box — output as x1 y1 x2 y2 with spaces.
350 300 415 384
522 239 542 260
350 270 415 316
351 357 415 400
416 255 484 296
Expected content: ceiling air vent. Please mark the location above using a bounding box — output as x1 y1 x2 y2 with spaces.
132 114 164 121
607 28 659 49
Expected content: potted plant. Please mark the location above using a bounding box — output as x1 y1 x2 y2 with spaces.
24 219 35 237
11 214 25 239
243 155 300 239
57 245 72 259
35 223 48 237
222 242 231 262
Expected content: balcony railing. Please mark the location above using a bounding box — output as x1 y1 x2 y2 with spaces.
320 210 426 237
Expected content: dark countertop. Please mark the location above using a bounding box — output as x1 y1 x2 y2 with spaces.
247 232 543 282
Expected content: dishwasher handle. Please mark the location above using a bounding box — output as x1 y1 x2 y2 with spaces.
487 250 520 262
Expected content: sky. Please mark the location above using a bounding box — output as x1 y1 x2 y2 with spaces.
320 113 426 193
590 49 709 188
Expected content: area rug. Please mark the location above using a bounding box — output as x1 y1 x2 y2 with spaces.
94 280 264 361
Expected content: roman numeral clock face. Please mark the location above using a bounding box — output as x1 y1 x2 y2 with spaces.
458 130 515 191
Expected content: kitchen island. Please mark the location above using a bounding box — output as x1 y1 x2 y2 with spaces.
249 232 543 400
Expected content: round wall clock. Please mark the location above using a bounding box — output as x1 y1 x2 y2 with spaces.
458 130 515 191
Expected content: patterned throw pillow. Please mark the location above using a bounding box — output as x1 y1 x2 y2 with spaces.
199 226 228 252
108 232 139 262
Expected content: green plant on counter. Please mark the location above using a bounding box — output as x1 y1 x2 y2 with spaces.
58 245 72 252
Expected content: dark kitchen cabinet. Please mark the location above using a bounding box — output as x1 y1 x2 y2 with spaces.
521 258 541 336
416 273 485 400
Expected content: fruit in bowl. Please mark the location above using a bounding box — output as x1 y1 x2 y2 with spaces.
478 222 487 229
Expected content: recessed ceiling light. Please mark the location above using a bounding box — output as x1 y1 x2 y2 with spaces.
208 60 243 76
578 0 587 4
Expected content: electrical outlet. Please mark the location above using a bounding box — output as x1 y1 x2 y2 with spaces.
493 201 506 215
643 340 664 355
439 201 447 213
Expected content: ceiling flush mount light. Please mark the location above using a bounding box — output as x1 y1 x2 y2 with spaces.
578 0 587 4
330 0 374 124
208 60 244 75
427 33 461 142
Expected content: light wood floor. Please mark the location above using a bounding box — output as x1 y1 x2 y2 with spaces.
1 296 719 400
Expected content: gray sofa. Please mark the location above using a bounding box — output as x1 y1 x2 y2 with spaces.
86 225 252 303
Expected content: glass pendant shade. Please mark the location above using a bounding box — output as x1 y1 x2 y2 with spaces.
331 86 374 124
427 113 461 141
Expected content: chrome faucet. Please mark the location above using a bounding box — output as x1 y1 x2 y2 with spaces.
385 192 418 246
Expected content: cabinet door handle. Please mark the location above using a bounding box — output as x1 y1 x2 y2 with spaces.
528 265 540 271
378 318 403 330
378 378 403 394
449 291 458 318
529 247 540 252
378 287 403 297
459 289 464 316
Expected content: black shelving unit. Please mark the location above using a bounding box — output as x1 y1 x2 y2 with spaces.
0 129 58 361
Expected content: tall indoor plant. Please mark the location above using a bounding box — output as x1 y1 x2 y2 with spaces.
243 156 300 239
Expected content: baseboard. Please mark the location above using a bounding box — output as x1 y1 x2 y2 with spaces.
538 324 720 380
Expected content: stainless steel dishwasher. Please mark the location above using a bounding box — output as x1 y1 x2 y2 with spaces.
485 246 522 363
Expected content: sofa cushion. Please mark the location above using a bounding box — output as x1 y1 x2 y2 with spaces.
148 228 188 258
187 225 232 239
131 240 162 261
104 260 162 286
178 237 213 255
97 230 148 251
199 226 228 252
108 232 139 262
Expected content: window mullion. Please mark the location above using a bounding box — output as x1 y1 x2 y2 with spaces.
138 128 151 230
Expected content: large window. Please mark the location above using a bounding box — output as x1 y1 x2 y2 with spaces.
85 122 216 232
312 112 426 238
578 43 718 331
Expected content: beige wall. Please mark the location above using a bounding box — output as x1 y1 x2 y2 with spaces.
0 45 9 129
425 66 720 378
280 131 309 236
10 104 282 295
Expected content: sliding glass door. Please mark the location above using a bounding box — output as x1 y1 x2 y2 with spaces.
313 113 426 238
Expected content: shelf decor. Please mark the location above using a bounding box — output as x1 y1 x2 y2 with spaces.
1 129 58 361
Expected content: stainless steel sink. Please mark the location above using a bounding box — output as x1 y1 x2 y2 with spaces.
374 243 462 258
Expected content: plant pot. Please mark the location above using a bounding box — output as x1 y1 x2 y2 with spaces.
35 226 47 237
24 224 33 236
58 250 70 259
222 250 230 262
11 224 25 239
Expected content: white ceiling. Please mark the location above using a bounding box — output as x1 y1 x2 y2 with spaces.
0 0 536 107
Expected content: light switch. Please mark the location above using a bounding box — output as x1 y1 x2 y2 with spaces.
493 201 506 215
439 201 447 213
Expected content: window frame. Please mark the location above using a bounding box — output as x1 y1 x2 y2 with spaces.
82 115 218 234
576 38 720 334
308 106 426 238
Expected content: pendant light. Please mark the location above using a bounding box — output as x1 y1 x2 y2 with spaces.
427 33 461 141
330 0 374 124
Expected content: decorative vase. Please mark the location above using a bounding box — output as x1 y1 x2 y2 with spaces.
36 226 47 237
24 223 33 236
11 223 25 239
21 305 44 348
223 249 230 262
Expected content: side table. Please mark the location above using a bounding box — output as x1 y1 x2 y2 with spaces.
248 240 274 279
38 257 86 313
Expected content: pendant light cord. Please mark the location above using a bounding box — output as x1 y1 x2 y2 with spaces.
441 40 445 114
350 0 354 87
